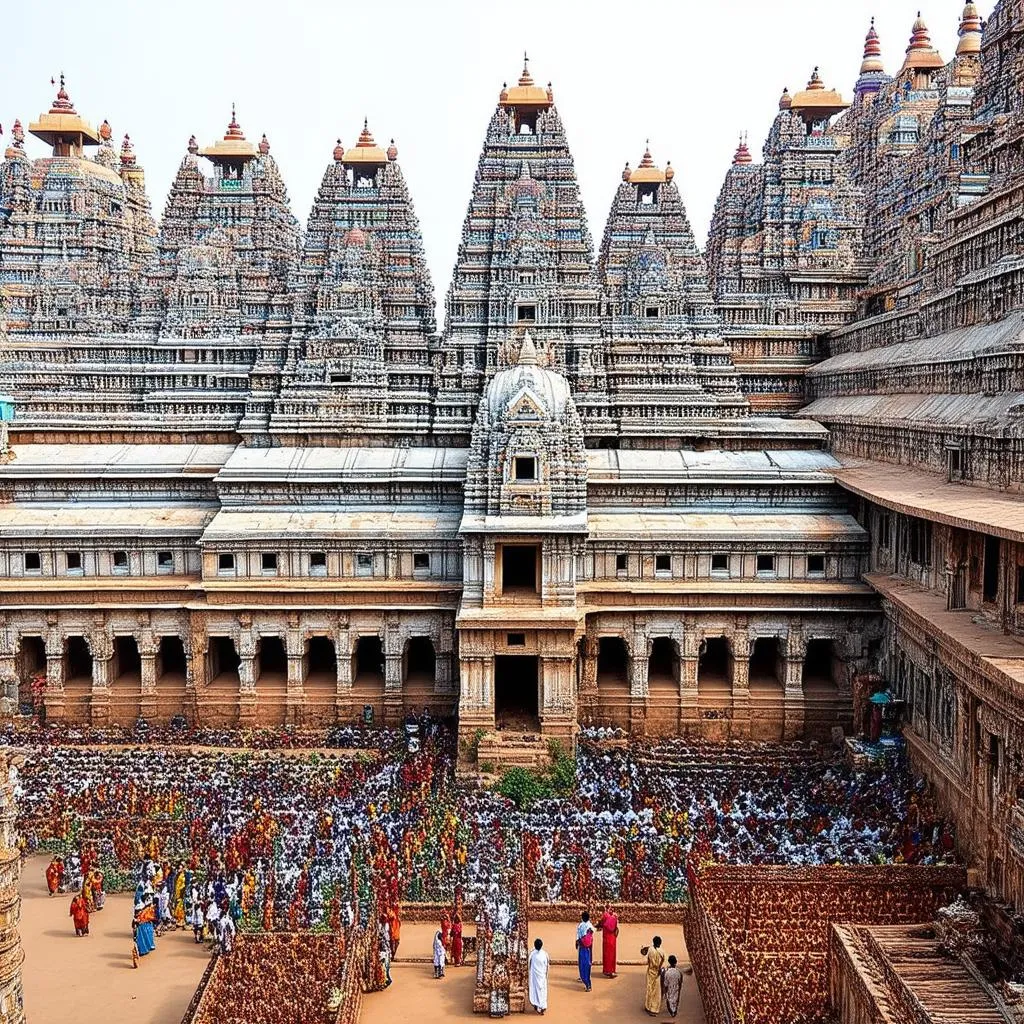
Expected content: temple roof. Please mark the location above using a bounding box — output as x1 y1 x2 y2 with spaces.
28 74 101 147
860 18 885 75
901 12 945 72
629 143 670 183
498 54 552 109
343 120 388 165
198 105 257 162
956 2 983 56
790 68 849 122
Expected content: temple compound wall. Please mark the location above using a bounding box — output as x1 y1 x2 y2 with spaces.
683 863 966 1024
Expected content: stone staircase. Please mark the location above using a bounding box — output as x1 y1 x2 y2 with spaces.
476 731 552 771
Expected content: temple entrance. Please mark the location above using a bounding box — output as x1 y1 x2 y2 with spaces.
305 637 338 725
494 655 539 731
500 544 539 596
749 637 783 693
111 636 142 725
803 639 839 694
156 636 188 723
16 636 45 712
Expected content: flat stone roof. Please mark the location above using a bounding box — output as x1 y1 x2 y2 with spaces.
0 504 217 536
586 449 840 482
201 509 462 540
587 511 866 541
0 443 235 476
834 459 1024 541
800 391 1024 429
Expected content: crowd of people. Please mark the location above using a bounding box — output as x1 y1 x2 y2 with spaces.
17 723 956 980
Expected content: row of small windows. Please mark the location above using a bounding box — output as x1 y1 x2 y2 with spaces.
216 551 432 575
617 552 825 576
23 550 176 574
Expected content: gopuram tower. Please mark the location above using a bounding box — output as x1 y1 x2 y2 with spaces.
435 57 611 444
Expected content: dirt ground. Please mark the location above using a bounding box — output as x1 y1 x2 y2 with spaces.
19 856 706 1023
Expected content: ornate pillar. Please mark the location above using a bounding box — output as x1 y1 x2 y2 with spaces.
237 630 257 726
89 631 113 727
457 651 495 758
286 625 305 726
628 634 649 737
383 617 404 725
680 626 700 730
138 633 159 721
0 621 15 717
539 653 575 747
335 623 354 721
185 618 206 727
784 631 807 740
578 632 599 719
435 623 455 696
44 633 65 721
730 631 751 734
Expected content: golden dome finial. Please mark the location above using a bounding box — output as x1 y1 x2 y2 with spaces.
639 141 654 168
957 2 983 56
732 133 753 166
860 17 885 75
519 51 534 86
902 10 945 71
779 86 792 110
333 138 344 161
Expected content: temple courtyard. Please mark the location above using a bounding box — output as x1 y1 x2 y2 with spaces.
19 856 703 1023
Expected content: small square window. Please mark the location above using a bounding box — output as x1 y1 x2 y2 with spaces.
330 372 352 384
66 551 83 573
756 554 776 575
507 632 526 647
711 553 728 574
24 552 41 573
261 552 278 574
807 554 825 576
615 553 628 573
655 553 671 574
514 456 537 481
218 552 235 573
157 551 174 572
112 550 129 574
356 553 374 575
310 552 327 576
517 304 536 322
645 306 659 318
413 553 430 571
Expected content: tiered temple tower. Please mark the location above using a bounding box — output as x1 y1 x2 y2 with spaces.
706 70 869 412
598 146 749 443
271 125 436 444
435 58 610 444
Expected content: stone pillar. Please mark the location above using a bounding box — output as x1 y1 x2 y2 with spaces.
784 632 807 740
383 618 404 725
89 631 113 727
44 640 65 721
138 633 159 721
628 635 649 737
237 630 257 726
435 625 455 696
0 624 15 717
457 653 495 759
0 751 25 1024
335 625 354 721
185 624 206 727
680 627 700 731
578 633 599 719
540 653 575 747
730 632 751 735
286 627 305 726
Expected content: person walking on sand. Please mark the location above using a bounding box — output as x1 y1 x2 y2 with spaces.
70 891 89 936
528 937 549 1014
641 935 666 1015
576 910 594 992
662 954 684 1017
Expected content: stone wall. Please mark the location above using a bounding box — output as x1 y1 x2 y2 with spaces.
683 863 965 1024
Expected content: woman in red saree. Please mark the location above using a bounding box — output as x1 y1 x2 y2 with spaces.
597 905 619 978
451 913 464 966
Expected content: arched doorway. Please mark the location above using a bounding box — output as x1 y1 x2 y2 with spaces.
16 636 46 714
206 636 241 725
156 636 189 722
353 636 385 720
749 637 783 694
648 638 678 688
698 636 732 713
255 636 287 726
305 636 337 724
111 636 142 725
63 636 93 721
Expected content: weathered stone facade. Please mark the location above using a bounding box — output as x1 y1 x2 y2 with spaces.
0 66 874 766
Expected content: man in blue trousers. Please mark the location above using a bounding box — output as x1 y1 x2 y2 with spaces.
576 910 594 991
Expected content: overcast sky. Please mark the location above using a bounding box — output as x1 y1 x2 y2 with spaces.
3 0 992 315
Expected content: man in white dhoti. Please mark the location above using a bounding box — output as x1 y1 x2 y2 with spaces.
528 937 549 1014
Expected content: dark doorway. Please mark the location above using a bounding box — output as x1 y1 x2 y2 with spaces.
65 636 93 681
494 655 539 730
307 637 337 678
803 639 837 691
749 637 782 688
354 635 384 682
597 637 629 687
17 636 45 710
114 636 141 679
209 636 240 680
502 544 538 593
257 636 287 677
405 636 436 684
983 535 1001 603
157 636 187 678
648 637 678 686
698 637 730 689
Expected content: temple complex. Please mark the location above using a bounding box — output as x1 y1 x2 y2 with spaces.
2 1 1024 955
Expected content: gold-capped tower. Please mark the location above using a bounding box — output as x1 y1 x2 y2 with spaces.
789 68 849 127
199 105 258 170
499 53 552 110
343 120 388 166
28 74 101 156
629 143 668 184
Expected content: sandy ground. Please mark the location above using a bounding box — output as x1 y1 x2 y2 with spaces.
20 856 212 1024
368 920 706 1024
19 856 706 1023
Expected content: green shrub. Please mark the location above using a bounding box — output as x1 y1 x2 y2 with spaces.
495 766 553 809
547 740 576 796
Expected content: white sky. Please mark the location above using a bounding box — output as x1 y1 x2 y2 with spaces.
2 0 994 316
